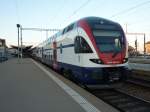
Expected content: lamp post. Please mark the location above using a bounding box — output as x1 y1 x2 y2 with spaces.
20 25 23 59
17 24 20 59
144 34 146 56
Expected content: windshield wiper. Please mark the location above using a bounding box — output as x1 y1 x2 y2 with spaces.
112 50 120 58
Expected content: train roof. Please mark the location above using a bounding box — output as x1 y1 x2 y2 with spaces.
36 16 122 47
79 16 122 30
81 16 119 25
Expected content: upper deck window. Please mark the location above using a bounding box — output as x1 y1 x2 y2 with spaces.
67 24 74 32
62 23 75 35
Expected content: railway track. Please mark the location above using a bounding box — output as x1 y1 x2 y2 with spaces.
127 76 150 88
36 58 150 111
90 74 150 112
116 78 150 103
90 89 150 112
126 70 150 88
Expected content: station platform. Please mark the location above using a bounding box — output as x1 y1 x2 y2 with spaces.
129 63 150 71
129 57 150 71
0 58 119 112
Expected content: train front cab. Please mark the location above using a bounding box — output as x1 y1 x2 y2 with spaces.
72 34 126 87
73 18 129 88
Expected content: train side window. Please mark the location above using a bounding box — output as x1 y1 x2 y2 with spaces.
80 37 93 53
73 23 77 29
74 36 93 53
67 24 74 32
50 54 51 59
60 43 63 54
74 36 80 53
0 41 2 46
62 28 66 34
64 24 74 34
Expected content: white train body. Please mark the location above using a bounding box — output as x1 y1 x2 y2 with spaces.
34 17 128 86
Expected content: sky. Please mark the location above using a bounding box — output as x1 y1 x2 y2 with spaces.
0 0 150 51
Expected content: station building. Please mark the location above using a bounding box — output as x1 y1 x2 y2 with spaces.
145 41 150 54
0 38 7 61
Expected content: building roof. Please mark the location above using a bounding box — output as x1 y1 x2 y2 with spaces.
10 45 32 50
0 38 5 42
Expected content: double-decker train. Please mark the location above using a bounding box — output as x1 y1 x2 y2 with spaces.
32 17 128 88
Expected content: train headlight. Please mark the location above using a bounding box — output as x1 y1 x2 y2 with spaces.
123 58 128 63
89 59 103 64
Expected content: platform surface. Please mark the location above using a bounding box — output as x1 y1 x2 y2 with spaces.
129 63 150 71
129 57 150 71
0 58 120 112
0 58 86 112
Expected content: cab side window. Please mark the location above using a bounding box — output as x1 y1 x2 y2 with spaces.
74 36 80 53
60 43 63 54
74 36 93 53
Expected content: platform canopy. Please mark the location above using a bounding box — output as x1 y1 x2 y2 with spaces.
10 45 33 54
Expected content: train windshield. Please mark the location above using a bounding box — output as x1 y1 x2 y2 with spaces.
93 30 123 53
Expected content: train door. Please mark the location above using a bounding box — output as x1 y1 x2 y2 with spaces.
78 37 83 67
41 47 44 62
74 36 83 65
53 42 58 69
74 36 84 80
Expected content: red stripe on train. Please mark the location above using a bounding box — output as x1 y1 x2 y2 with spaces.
78 19 126 64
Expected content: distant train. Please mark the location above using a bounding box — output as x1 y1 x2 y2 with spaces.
32 17 128 88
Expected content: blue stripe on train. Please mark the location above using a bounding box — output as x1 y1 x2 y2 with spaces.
43 44 74 51
42 58 127 85
57 62 105 85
